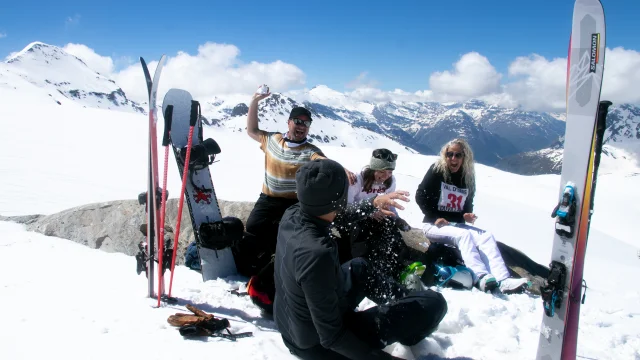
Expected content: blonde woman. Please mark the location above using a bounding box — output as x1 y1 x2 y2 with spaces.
415 138 529 294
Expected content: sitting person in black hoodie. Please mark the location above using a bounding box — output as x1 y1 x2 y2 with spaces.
273 158 448 360
415 138 529 294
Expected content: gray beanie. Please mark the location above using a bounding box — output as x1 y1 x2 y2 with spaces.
296 159 349 216
369 157 396 171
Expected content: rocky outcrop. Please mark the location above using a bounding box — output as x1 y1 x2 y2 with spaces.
1 198 548 294
0 198 256 268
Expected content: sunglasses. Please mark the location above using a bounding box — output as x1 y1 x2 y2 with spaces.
446 151 464 159
373 152 398 161
291 118 312 127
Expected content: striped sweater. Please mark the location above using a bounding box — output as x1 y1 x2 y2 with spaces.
259 132 325 199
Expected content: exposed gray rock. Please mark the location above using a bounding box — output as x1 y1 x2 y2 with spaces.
0 214 44 224
2 198 256 267
2 198 547 294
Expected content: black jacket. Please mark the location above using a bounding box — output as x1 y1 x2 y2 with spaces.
273 199 393 360
415 163 474 224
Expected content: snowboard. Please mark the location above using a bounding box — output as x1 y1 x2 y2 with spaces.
161 88 238 281
536 1 606 359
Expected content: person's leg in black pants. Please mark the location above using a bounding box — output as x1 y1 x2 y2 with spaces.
245 193 298 251
281 258 448 359
344 258 448 348
234 193 298 277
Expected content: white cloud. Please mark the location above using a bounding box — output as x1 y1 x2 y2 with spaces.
113 42 305 103
56 41 640 112
502 54 568 112
500 47 640 111
429 52 502 100
600 47 640 105
0 33 7 39
61 42 305 103
345 48 640 112
345 72 379 89
63 43 115 76
346 87 434 103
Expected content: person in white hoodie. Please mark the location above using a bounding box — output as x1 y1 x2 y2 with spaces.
335 149 413 301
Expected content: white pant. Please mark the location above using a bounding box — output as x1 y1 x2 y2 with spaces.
422 223 511 282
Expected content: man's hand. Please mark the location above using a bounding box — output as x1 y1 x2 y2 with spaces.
345 168 357 185
252 91 270 103
463 213 477 224
435 218 449 228
372 190 410 217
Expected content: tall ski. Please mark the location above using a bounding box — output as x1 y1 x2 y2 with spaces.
140 55 167 299
536 1 606 359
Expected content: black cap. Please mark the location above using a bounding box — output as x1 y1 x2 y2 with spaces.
295 159 348 217
289 107 312 120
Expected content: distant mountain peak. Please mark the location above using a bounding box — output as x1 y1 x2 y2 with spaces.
6 42 88 68
3 41 143 114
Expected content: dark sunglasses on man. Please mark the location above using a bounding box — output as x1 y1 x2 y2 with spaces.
446 151 464 159
372 150 398 161
291 118 312 127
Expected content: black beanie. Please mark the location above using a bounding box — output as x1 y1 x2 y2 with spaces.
295 159 349 216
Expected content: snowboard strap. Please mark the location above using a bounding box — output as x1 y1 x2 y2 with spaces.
551 182 577 238
541 260 567 317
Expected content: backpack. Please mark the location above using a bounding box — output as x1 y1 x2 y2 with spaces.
420 242 467 288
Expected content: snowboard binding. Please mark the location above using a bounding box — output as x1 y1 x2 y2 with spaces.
551 182 577 238
135 241 149 276
198 216 244 251
135 235 174 276
177 138 221 170
541 260 567 317
176 138 221 194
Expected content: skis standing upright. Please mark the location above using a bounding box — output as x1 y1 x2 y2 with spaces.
536 1 607 359
136 55 167 300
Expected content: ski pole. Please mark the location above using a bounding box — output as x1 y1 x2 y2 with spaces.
168 101 200 297
157 105 173 307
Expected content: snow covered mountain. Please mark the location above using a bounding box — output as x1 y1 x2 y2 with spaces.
203 90 569 165
3 41 639 176
206 88 640 175
1 42 144 114
496 104 640 176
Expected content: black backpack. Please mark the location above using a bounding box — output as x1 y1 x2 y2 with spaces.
419 242 465 287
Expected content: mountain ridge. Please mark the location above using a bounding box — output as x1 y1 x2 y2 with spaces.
4 41 639 176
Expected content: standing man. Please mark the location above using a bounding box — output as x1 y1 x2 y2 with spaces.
233 86 355 314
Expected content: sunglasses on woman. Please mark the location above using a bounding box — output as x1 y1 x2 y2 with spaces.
373 151 398 161
291 118 312 127
446 151 464 159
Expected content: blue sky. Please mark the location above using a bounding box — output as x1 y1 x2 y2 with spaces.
1 0 638 93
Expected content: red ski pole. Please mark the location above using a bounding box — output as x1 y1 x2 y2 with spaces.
168 101 199 298
157 105 173 307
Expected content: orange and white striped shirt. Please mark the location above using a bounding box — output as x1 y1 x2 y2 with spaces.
259 132 325 199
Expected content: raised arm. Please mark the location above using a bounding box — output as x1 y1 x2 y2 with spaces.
246 90 270 143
